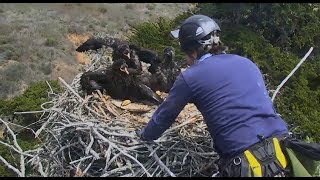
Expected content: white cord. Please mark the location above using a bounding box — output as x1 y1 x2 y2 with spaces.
271 47 314 102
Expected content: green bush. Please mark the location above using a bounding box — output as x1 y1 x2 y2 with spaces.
128 12 192 62
0 129 41 177
0 44 21 61
0 80 63 126
146 4 156 11
0 36 13 45
0 63 26 84
0 80 18 99
0 80 61 176
44 37 58 47
40 62 52 75
98 7 108 14
125 4 134 10
0 144 16 177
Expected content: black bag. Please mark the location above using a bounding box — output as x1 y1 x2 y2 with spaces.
281 137 320 176
282 138 320 160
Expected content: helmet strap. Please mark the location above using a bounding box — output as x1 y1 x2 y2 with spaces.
198 31 220 46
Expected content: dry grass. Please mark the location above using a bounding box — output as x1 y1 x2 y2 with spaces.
0 3 192 99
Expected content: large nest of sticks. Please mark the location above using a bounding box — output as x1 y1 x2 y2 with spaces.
0 47 219 177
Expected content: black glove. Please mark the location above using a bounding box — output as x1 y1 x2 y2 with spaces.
135 129 153 143
135 130 145 140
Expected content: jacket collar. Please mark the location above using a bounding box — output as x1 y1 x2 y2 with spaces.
196 53 213 63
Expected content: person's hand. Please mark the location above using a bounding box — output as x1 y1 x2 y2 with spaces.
135 130 144 140
135 130 153 144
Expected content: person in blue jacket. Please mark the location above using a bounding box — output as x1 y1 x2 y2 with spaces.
136 14 291 177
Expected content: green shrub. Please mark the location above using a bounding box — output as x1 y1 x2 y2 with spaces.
0 80 63 126
0 36 13 45
146 4 156 11
1 63 26 82
0 144 16 177
125 4 134 10
128 13 192 63
40 62 52 75
0 80 18 99
98 7 108 14
0 44 21 61
44 37 58 47
0 80 61 176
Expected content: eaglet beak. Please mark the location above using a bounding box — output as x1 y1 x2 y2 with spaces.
120 67 129 75
124 52 131 59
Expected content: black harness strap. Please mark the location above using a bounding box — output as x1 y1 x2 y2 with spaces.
218 134 289 177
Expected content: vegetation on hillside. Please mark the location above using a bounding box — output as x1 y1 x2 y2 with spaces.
0 80 63 176
0 3 191 99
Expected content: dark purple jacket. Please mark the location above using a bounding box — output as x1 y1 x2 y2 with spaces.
141 53 289 157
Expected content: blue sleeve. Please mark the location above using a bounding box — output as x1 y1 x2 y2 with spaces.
141 73 193 140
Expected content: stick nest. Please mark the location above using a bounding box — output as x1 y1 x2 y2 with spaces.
0 47 219 177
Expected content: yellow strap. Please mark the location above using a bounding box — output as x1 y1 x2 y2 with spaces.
273 138 287 168
244 150 262 177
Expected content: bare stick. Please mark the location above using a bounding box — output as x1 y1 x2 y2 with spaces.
35 112 57 138
92 128 152 177
14 110 47 115
58 77 84 102
0 155 22 176
271 47 314 102
0 118 25 176
145 143 176 177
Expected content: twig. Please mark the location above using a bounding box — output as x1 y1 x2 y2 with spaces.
58 77 84 102
0 155 22 176
0 118 25 176
35 112 57 138
14 110 47 115
46 80 54 94
147 144 176 177
92 128 152 177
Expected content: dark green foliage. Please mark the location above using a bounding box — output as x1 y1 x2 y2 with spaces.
0 144 16 176
125 4 134 10
128 17 181 60
0 80 63 176
128 12 193 62
44 37 58 47
221 25 301 88
198 3 320 56
98 7 108 14
0 80 63 126
146 4 156 11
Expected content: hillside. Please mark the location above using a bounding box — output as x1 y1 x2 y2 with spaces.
0 3 192 99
